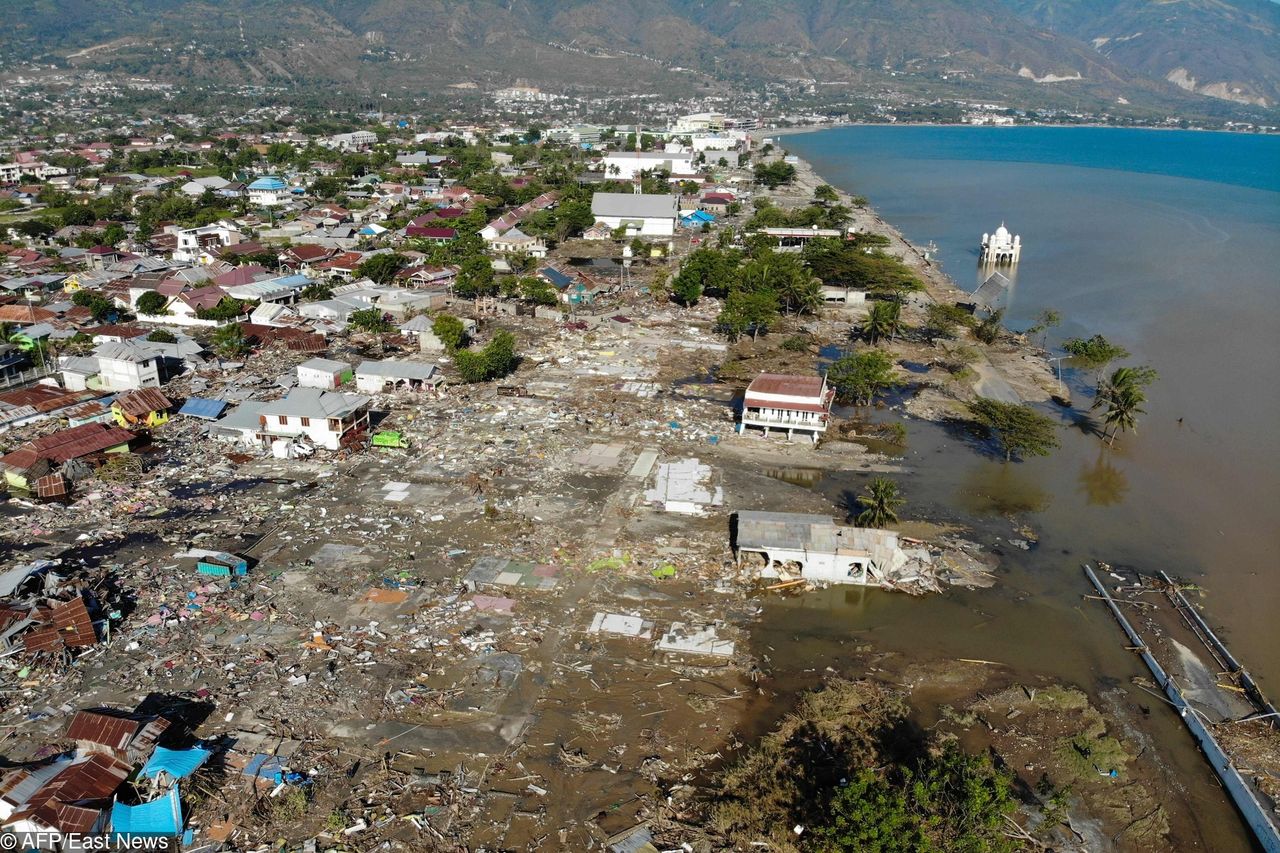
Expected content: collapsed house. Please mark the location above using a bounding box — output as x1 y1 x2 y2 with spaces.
0 422 136 496
0 708 198 842
733 510 931 587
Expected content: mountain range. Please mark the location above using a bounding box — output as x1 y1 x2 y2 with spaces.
6 0 1278 117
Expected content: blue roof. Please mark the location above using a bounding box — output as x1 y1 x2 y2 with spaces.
142 746 212 780
539 267 574 289
248 176 287 190
178 397 228 420
111 785 182 837
243 753 286 782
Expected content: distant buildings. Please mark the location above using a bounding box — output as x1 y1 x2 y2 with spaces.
601 150 694 180
247 176 289 207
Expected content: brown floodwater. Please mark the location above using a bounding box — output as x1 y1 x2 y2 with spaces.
752 127 1280 849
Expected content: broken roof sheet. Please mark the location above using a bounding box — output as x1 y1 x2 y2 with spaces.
110 785 182 836
112 388 173 417
177 397 228 420
355 359 439 381
141 746 212 781
66 710 144 751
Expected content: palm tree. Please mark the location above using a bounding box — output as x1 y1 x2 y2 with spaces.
210 323 249 358
864 300 901 344
1093 366 1157 445
854 478 905 528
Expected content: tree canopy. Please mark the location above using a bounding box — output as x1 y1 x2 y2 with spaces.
968 398 1060 461
827 349 899 406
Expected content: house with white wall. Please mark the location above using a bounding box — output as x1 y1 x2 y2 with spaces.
590 193 678 238
173 222 244 264
734 510 904 586
354 360 441 394
255 388 371 451
602 150 694 180
296 357 351 389
738 373 834 444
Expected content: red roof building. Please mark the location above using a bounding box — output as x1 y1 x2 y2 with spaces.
740 373 834 444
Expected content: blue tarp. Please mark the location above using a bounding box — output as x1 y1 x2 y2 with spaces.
178 397 228 420
243 753 286 783
142 746 212 780
111 785 182 837
681 211 715 227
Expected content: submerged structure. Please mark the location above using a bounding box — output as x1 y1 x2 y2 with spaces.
980 222 1021 264
734 510 930 586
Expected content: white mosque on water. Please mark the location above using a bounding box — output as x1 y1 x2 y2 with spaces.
980 222 1021 265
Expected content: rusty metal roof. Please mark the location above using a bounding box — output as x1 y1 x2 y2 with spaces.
112 388 173 418
0 422 134 471
52 597 97 648
745 373 826 398
0 385 97 414
66 710 143 751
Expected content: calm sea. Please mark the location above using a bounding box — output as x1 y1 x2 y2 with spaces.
755 126 1280 848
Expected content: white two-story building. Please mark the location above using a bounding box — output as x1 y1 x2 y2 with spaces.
255 388 371 451
738 373 834 444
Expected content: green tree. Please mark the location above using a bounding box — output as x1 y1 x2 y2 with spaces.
310 176 343 199
454 256 496 298
196 297 250 322
71 290 120 322
145 328 177 344
431 313 466 351
356 252 406 284
135 291 169 316
924 303 973 343
827 349 898 406
1026 308 1061 346
347 308 393 333
210 323 249 357
300 282 333 302
520 277 559 306
854 478 905 528
973 309 1004 345
814 747 1019 853
1062 334 1129 374
454 330 519 383
864 300 901 344
814 184 839 204
753 161 797 189
554 200 595 239
739 251 821 315
483 329 518 378
969 398 1060 462
1093 366 1158 445
717 288 780 341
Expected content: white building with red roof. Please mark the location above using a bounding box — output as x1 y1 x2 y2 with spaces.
739 373 834 444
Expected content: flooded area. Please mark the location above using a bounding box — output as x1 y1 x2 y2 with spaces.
766 126 1280 849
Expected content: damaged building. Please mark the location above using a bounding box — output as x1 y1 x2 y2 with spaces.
733 510 931 587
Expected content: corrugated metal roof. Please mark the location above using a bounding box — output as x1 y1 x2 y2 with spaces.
112 388 173 417
67 711 141 751
745 373 825 398
177 397 228 420
110 785 182 836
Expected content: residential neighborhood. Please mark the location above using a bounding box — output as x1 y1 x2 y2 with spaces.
0 90 1189 852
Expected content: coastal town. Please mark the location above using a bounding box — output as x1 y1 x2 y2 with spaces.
1 79 1277 852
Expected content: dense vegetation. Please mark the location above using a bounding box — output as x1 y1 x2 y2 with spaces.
712 679 1022 852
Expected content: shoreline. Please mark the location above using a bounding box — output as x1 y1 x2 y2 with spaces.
769 149 1060 406
762 121 1276 139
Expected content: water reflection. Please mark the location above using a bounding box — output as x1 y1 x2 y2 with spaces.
1078 453 1129 507
956 461 1051 516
